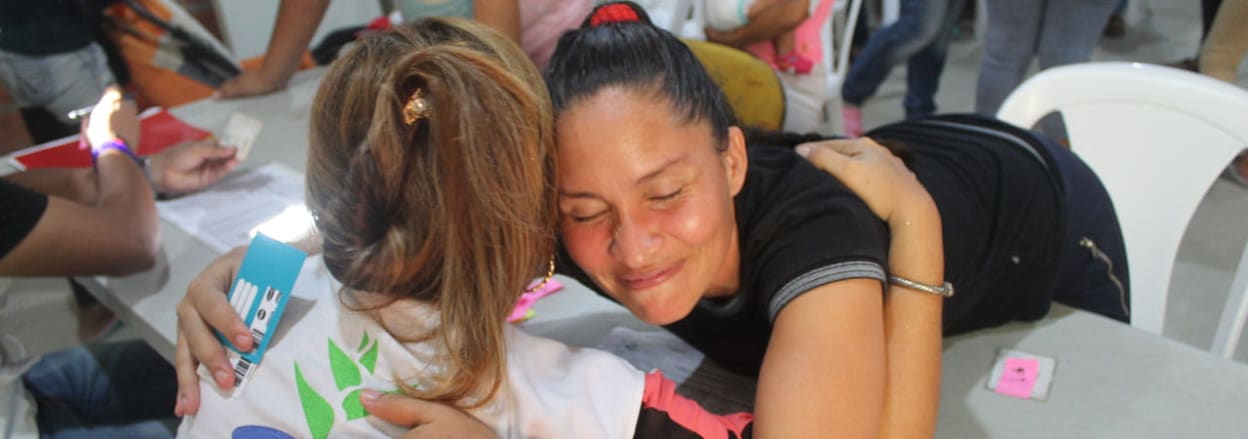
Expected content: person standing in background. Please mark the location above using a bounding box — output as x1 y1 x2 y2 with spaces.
838 0 967 137
216 0 591 98
975 0 1119 116
0 0 119 141
1198 0 1248 185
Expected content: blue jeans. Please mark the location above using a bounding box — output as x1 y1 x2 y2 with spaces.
841 0 967 117
975 0 1119 115
1039 136 1131 323
22 341 177 439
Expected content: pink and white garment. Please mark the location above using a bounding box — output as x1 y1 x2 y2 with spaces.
177 256 753 439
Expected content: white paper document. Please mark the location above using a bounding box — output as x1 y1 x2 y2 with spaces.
157 163 312 253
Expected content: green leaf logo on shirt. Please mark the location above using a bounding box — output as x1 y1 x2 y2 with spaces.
294 331 385 437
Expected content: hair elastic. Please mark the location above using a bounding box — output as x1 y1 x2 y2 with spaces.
589 3 642 27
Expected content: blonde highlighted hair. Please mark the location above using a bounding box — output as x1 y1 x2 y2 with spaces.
306 18 556 408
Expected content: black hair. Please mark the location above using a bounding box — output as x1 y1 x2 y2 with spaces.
545 1 737 149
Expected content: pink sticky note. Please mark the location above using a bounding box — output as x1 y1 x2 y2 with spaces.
995 357 1039 399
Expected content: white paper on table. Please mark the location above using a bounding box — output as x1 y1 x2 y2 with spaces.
157 163 311 253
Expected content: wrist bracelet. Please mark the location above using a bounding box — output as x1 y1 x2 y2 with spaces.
888 275 955 298
92 139 144 167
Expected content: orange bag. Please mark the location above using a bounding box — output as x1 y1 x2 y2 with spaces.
102 0 240 108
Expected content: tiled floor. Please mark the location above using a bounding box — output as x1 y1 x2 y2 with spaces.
2 0 1246 363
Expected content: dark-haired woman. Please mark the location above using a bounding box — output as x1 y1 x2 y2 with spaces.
173 2 1129 437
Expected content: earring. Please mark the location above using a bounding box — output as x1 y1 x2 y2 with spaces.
524 257 556 293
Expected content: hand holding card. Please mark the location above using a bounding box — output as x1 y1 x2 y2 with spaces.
199 233 306 397
221 112 263 160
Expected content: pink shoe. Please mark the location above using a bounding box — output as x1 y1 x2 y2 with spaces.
842 105 863 137
777 52 815 75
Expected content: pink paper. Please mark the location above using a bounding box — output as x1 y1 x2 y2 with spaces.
995 357 1039 399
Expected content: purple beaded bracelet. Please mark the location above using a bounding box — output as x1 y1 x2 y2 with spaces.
92 139 144 167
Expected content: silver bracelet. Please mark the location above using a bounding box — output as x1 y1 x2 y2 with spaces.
888 275 955 298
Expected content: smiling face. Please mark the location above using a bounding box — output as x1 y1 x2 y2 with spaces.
556 87 748 325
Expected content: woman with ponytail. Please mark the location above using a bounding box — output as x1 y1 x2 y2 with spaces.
537 3 1126 437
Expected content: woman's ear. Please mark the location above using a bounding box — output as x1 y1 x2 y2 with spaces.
722 126 748 196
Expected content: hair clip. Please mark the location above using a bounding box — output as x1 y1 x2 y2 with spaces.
402 88 429 125
589 3 642 27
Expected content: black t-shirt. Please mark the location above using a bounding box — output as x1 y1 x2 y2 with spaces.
869 114 1065 335
558 114 1065 377
0 0 114 55
0 179 49 260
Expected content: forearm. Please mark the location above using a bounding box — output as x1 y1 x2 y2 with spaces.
258 0 330 86
709 0 809 48
3 168 97 203
0 156 159 276
756 280 886 437
474 0 522 45
880 196 944 438
94 152 160 265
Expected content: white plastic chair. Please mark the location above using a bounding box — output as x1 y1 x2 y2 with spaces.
997 62 1248 359
820 0 863 134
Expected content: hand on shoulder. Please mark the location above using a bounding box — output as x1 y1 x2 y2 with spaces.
795 137 936 225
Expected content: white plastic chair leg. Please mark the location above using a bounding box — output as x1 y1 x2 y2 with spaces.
1212 239 1248 359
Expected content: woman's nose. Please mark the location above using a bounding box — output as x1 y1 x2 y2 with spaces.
611 212 661 268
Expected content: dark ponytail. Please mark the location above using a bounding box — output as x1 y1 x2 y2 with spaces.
546 1 737 149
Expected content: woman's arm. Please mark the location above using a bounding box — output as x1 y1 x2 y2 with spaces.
0 88 159 276
703 0 810 49
3 168 98 204
797 138 944 438
217 0 331 98
473 0 522 45
0 161 157 276
757 278 886 437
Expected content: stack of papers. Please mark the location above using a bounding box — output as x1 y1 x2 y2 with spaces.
157 163 311 253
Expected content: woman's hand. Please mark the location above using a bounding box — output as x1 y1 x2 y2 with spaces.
360 390 501 438
173 246 252 416
215 70 286 99
796 138 935 225
148 139 241 194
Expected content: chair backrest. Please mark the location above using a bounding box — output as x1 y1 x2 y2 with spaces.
997 62 1248 358
685 39 785 130
817 0 862 134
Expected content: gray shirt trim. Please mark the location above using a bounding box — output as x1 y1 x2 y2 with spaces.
768 261 887 323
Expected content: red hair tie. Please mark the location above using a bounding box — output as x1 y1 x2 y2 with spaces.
590 3 641 27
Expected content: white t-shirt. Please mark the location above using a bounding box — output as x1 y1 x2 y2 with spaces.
178 257 645 439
